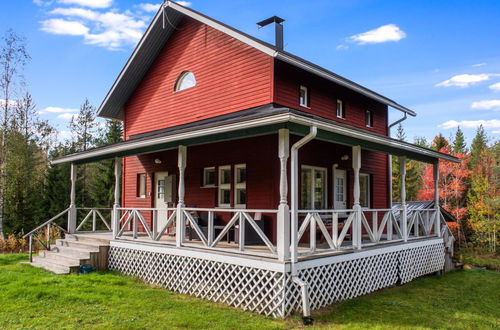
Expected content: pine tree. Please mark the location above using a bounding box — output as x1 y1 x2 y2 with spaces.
70 99 98 207
396 123 406 141
470 125 488 170
453 126 467 153
88 120 123 208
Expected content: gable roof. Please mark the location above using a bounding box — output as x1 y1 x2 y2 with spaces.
98 1 417 121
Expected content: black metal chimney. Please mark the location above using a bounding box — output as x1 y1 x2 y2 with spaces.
257 16 285 50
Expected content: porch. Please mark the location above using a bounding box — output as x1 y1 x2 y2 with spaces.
25 108 458 317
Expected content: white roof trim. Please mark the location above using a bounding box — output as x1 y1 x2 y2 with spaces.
53 112 457 165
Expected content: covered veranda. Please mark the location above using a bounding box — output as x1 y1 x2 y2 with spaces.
39 106 458 263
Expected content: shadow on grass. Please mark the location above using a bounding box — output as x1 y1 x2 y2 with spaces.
0 253 28 266
310 269 500 329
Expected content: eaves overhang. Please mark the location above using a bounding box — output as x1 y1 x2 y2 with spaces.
53 107 458 165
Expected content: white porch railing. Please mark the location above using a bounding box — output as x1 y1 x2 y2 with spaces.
114 207 278 257
111 206 446 259
75 208 112 232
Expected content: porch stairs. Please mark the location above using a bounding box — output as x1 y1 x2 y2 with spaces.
30 234 110 274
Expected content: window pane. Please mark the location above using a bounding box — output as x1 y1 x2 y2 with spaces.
336 100 343 118
301 168 312 209
138 174 146 198
236 166 246 184
221 168 231 185
336 177 344 202
314 170 326 209
157 179 165 199
175 71 196 92
236 188 246 205
220 189 231 205
300 86 308 106
360 175 369 207
204 168 215 186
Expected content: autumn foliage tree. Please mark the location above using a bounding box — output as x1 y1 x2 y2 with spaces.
418 146 471 244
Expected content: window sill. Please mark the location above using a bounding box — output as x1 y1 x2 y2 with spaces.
300 104 311 109
201 185 217 188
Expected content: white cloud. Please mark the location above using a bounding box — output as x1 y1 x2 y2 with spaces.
348 24 406 45
40 19 89 36
439 119 500 130
137 3 161 12
57 113 79 120
56 0 113 8
471 99 500 111
489 82 500 92
472 63 486 67
176 1 192 6
42 7 147 49
33 0 54 6
336 44 349 51
436 73 499 88
39 106 78 114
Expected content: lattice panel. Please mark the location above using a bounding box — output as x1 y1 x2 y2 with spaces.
284 251 400 314
284 242 445 316
398 242 445 284
108 247 287 317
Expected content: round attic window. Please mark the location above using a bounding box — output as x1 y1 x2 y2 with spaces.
174 71 196 92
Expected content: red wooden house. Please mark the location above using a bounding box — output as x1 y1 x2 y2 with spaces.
27 1 457 319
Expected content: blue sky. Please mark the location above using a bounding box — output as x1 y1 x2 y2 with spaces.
1 0 499 145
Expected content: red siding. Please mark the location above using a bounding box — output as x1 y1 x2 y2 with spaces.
124 17 273 139
274 60 389 136
122 135 389 241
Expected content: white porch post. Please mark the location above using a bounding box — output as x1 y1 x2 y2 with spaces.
68 163 77 234
433 162 441 237
277 128 290 261
176 145 187 247
112 157 122 239
399 156 408 242
352 146 362 250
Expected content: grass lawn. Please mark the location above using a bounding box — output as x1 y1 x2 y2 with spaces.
0 254 498 329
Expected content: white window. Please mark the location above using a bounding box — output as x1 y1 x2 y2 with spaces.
299 85 309 107
359 173 370 208
234 164 246 208
218 166 231 207
336 99 344 118
174 71 196 92
365 110 373 127
301 166 327 209
137 173 146 198
202 167 216 187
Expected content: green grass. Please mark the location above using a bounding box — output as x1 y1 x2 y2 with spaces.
0 254 499 329
458 250 500 271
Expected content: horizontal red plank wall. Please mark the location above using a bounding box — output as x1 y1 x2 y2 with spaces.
274 60 389 136
124 17 273 139
122 134 280 242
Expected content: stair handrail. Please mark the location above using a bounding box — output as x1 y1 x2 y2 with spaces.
23 208 70 262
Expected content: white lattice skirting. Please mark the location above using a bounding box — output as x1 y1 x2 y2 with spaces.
108 239 445 318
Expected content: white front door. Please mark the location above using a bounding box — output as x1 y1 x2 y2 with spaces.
333 168 347 210
154 172 169 230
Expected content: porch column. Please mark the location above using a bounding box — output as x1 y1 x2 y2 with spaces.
68 163 77 234
399 156 408 242
176 145 187 247
352 146 362 250
112 157 122 239
433 162 441 237
277 128 290 261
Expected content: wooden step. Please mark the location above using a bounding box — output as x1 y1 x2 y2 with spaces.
39 250 91 265
56 239 101 251
49 245 94 259
31 256 80 274
65 233 111 245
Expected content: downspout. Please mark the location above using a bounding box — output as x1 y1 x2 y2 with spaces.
388 113 407 206
290 126 317 324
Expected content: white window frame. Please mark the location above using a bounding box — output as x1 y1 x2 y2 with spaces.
365 110 373 127
299 85 309 108
174 71 196 92
301 165 328 210
336 99 344 119
234 164 247 208
137 173 146 198
202 167 216 187
359 173 370 208
218 165 231 207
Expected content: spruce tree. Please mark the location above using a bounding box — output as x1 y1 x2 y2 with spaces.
396 122 406 141
431 134 449 151
453 126 467 153
470 125 488 170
